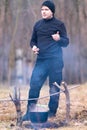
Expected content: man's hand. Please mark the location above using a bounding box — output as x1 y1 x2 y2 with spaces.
51 31 60 41
32 45 39 54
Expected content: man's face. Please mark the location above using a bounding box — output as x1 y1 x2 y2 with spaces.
41 6 53 19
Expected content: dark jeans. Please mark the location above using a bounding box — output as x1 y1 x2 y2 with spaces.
27 58 63 113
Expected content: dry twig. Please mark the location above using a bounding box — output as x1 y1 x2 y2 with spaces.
9 86 22 126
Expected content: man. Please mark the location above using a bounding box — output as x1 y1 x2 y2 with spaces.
23 0 69 121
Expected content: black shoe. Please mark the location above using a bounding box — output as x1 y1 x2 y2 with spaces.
22 112 30 121
48 111 56 118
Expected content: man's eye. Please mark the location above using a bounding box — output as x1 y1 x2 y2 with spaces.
45 9 49 11
41 9 49 11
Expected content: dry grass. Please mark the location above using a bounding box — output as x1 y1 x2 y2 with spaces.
0 83 87 129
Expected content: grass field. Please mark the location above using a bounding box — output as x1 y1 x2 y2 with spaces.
0 83 87 130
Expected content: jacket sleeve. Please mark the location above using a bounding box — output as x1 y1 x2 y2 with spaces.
30 24 37 48
57 23 69 47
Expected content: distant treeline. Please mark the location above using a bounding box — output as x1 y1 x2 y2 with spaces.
0 0 87 84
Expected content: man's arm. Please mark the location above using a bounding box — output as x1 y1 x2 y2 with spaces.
52 23 69 47
30 25 39 54
57 23 69 47
30 25 37 48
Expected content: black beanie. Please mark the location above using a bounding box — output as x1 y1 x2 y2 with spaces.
42 0 55 14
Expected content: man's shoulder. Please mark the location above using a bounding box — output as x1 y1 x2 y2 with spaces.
54 17 64 25
34 19 43 27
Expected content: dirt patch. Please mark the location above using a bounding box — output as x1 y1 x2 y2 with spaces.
0 83 87 129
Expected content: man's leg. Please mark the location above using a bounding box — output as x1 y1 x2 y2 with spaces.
22 60 48 121
48 59 63 117
48 72 62 117
49 77 62 116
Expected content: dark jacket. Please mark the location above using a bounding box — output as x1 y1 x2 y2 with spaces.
30 17 69 65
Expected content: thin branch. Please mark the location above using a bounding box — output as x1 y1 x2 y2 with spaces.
0 84 80 102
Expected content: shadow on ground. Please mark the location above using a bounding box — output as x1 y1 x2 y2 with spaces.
23 121 65 129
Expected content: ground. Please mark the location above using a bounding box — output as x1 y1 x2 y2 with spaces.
0 83 87 130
